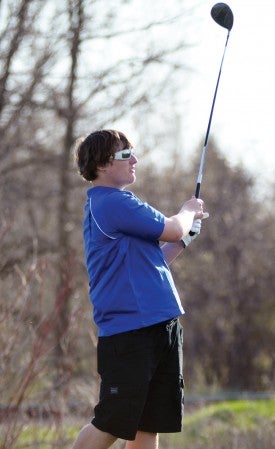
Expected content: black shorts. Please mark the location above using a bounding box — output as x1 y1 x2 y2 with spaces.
92 318 184 441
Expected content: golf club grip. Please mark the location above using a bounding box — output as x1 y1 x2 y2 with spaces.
189 183 201 236
195 182 201 199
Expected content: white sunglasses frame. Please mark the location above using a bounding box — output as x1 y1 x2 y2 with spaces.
112 148 135 160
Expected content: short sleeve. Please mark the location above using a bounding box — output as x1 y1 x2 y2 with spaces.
100 191 165 240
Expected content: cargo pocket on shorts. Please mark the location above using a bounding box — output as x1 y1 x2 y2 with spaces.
95 381 148 440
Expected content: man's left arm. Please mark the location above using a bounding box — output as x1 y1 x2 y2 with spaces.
160 217 207 265
160 241 185 265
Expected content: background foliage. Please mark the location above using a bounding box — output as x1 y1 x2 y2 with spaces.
0 0 274 447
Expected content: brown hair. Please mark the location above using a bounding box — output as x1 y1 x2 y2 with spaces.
75 129 133 181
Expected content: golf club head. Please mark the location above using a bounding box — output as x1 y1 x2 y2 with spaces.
211 3 234 31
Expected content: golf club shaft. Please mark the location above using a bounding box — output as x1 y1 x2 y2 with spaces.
189 26 231 236
195 29 231 199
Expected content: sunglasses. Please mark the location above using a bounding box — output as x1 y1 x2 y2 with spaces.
112 148 135 160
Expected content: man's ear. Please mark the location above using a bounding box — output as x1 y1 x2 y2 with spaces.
97 165 107 173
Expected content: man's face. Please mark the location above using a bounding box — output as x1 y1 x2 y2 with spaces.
102 142 138 189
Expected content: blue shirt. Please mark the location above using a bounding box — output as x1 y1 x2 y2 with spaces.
83 186 184 336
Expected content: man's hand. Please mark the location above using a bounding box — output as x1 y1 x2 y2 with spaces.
181 211 209 248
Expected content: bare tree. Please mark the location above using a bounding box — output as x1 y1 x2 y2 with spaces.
0 0 196 392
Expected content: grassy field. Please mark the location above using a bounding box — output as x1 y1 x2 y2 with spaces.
2 399 275 449
159 399 275 449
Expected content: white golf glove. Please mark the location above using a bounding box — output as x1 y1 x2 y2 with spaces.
181 213 209 248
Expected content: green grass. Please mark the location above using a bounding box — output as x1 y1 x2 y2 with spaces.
2 399 274 449
185 398 275 429
160 399 275 449
2 424 78 449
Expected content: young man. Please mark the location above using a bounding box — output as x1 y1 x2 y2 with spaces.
72 129 206 449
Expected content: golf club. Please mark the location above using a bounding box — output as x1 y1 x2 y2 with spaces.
194 2 233 199
189 3 233 235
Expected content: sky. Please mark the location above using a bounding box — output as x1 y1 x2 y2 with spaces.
181 0 275 195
